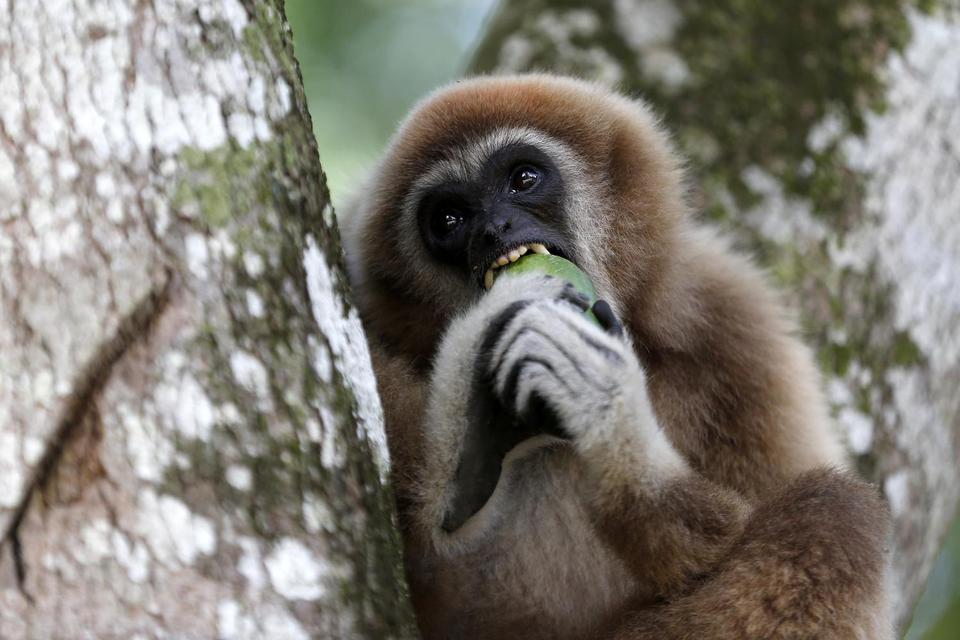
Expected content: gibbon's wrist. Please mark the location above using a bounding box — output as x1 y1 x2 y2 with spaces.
570 370 689 494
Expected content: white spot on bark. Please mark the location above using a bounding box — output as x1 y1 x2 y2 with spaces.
156 368 216 442
303 494 333 535
218 598 310 640
73 519 114 565
534 9 598 43
0 432 25 508
226 464 253 491
614 0 688 88
321 202 335 228
221 0 249 37
228 112 257 149
319 405 345 469
185 233 210 279
120 403 175 482
497 9 622 86
23 436 44 466
111 530 151 584
614 0 683 48
808 110 846 153
499 35 536 70
229 350 271 408
308 336 333 384
272 79 292 120
640 49 690 89
218 600 243 638
885 470 910 518
95 171 116 199
137 490 217 567
243 251 265 277
211 229 238 261
265 538 329 601
245 290 265 318
261 608 310 640
741 166 829 244
237 536 267 591
839 406 874 455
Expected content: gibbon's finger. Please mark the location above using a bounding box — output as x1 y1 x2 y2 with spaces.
556 282 592 311
592 299 623 337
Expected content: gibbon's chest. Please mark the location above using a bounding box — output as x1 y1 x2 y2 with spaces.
409 444 638 640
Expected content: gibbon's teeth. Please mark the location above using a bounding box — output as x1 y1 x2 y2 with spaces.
486 245 548 286
530 243 550 255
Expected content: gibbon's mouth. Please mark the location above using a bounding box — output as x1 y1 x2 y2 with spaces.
475 241 571 289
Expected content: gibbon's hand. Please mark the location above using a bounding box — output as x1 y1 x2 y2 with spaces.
481 284 685 487
481 276 670 469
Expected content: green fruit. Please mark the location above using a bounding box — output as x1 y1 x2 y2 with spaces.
501 253 600 325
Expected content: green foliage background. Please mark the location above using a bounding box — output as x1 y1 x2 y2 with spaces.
284 1 958 637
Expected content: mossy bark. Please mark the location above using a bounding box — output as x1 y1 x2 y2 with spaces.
472 0 960 630
0 0 414 637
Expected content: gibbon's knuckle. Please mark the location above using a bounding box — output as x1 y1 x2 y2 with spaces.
492 313 540 370
499 302 551 347
516 366 550 417
556 283 592 311
591 299 624 337
514 359 545 403
521 362 571 415
559 282 590 305
554 286 584 309
479 300 532 369
499 356 525 403
510 332 550 371
494 330 535 388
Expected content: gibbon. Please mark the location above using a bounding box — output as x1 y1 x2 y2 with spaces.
341 74 891 640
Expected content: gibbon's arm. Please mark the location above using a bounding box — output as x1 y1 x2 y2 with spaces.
608 468 892 640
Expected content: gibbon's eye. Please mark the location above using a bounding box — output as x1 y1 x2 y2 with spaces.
509 165 541 193
430 209 465 239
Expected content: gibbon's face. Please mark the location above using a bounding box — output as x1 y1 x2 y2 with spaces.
416 141 571 291
345 75 689 360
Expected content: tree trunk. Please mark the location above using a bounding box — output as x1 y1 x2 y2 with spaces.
0 0 414 637
472 0 960 631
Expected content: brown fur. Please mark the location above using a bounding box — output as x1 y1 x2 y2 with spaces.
342 75 891 639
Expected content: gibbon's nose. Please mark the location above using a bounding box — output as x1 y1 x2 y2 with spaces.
482 214 512 244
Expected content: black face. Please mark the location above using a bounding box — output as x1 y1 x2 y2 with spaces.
416 143 573 285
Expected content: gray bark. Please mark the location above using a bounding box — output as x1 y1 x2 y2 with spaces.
0 0 413 637
472 0 960 631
